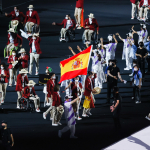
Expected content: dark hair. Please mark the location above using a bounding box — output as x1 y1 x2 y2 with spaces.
16 6 19 10
1 62 7 70
50 72 55 78
139 42 144 47
111 59 117 64
68 14 70 17
75 76 79 78
133 59 137 64
12 50 16 53
113 86 119 93
134 64 139 69
53 84 60 92
108 59 112 63
88 71 93 76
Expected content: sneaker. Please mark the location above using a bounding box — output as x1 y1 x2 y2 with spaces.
145 116 150 120
8 84 12 87
5 56 9 58
16 106 20 109
60 38 63 42
62 38 66 41
76 24 79 27
129 73 133 76
29 72 32 75
87 112 92 116
136 101 141 104
77 117 82 120
14 82 17 85
77 26 82 29
131 17 134 20
82 114 89 117
131 97 135 100
124 68 130 70
36 108 40 112
43 113 46 119
52 123 58 126
35 72 39 75
1 100 4 104
70 136 78 139
58 130 62 138
57 122 62 125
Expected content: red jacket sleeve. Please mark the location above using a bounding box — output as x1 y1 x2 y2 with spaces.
7 11 13 17
21 55 29 62
24 76 29 85
83 19 87 29
7 56 11 64
17 34 23 45
85 79 92 92
56 19 65 26
5 69 10 79
47 80 51 97
79 82 82 89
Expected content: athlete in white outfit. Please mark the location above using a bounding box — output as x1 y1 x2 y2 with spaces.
100 35 118 66
116 32 134 70
132 24 148 43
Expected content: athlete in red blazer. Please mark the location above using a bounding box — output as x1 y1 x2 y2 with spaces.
22 86 36 98
18 54 29 69
15 74 28 91
76 0 84 8
56 18 76 30
7 33 23 47
52 91 62 107
28 36 42 54
139 0 150 7
83 18 99 32
71 81 82 99
24 10 40 25
0 69 9 83
47 79 55 98
7 55 18 69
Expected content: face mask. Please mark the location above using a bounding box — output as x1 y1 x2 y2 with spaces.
65 17 68 19
134 69 138 71
52 76 56 79
46 70 48 73
147 38 149 41
109 62 112 65
14 9 17 12
1 67 4 69
75 80 78 82
29 8 33 11
32 37 36 40
12 53 16 56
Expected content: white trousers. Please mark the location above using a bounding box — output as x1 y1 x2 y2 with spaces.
106 54 114 66
29 96 40 109
125 49 132 69
84 29 94 41
82 75 86 90
139 7 149 18
0 83 8 102
29 53 40 74
74 7 82 25
7 43 15 52
95 70 105 88
17 91 22 107
26 22 35 32
60 119 75 137
131 2 140 17
44 98 53 118
60 28 67 38
9 68 17 85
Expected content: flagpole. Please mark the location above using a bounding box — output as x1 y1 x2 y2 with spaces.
87 45 93 71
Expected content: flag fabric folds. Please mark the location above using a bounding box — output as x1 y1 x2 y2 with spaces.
59 45 92 83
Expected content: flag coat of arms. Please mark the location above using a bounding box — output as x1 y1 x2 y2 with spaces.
59 45 92 83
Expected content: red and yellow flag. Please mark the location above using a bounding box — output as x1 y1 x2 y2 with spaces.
59 45 92 83
80 9 84 27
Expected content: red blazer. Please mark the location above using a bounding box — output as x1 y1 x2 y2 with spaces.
22 86 36 98
28 37 42 54
52 92 62 107
7 55 18 69
139 0 150 7
24 10 40 25
47 79 55 97
71 82 82 99
0 69 9 83
76 0 84 8
15 74 29 91
19 54 29 68
7 11 25 22
56 19 76 30
7 33 23 47
84 77 94 96
84 18 99 31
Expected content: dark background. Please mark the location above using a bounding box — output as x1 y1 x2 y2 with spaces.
0 0 150 149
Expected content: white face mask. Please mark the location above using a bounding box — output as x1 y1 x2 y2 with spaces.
134 69 138 71
12 53 16 56
110 62 112 65
52 76 56 79
147 38 149 41
1 67 4 70
32 37 36 40
29 8 33 11
65 17 68 19
75 80 78 82
46 70 48 73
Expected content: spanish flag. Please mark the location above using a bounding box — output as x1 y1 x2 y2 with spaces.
59 45 92 83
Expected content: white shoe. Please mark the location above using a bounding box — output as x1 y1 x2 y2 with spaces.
82 114 89 117
50 118 53 120
87 112 92 116
9 84 12 87
60 38 63 42
35 72 39 75
76 24 79 27
77 26 81 29
5 56 9 58
17 106 20 109
1 100 4 104
29 72 32 75
58 130 62 138
52 123 58 126
131 17 134 20
14 82 17 85
129 73 133 76
77 117 82 120
43 113 46 119
70 136 78 139
124 68 130 70
136 101 141 104
57 122 62 125
145 116 150 120
62 38 66 41
36 108 40 112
